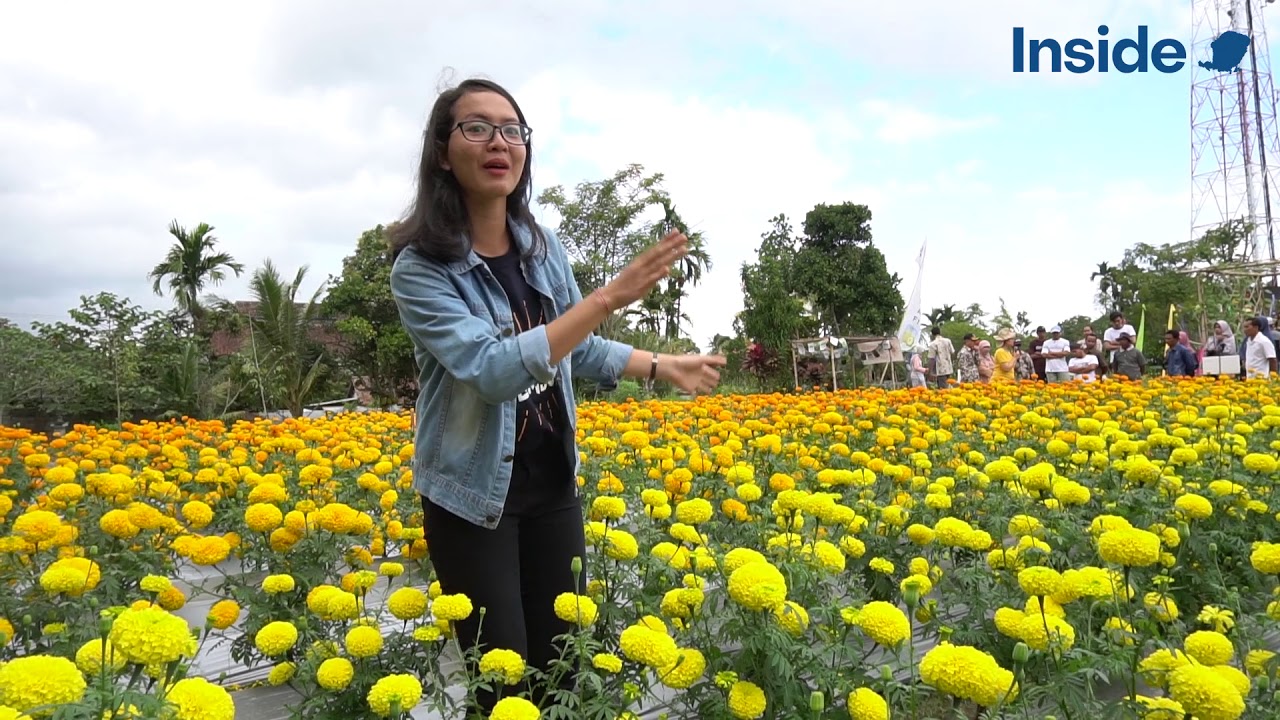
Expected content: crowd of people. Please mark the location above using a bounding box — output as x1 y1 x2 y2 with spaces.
907 311 1280 387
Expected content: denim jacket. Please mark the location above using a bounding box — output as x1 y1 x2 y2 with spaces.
390 219 634 529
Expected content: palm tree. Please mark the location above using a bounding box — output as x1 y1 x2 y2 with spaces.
925 304 958 328
656 200 711 339
1091 262 1121 309
148 220 245 335
245 260 329 418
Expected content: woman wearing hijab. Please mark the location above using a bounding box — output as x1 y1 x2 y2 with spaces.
1177 330 1202 377
977 340 995 383
1206 320 1236 356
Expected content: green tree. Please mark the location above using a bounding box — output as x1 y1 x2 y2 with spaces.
241 260 331 418
790 202 904 336
1094 219 1254 351
148 220 245 335
322 224 418 406
537 165 710 343
737 215 817 389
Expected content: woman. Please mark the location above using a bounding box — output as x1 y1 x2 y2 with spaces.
992 328 1017 383
388 78 727 712
1205 320 1236 356
1178 330 1201 377
909 348 928 388
1013 339 1034 381
977 340 995 383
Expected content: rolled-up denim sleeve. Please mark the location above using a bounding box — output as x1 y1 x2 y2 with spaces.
548 228 634 384
390 252 556 405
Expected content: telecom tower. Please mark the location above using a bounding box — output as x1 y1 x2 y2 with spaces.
1190 0 1280 269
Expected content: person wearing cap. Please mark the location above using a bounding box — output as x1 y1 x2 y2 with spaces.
1103 311 1137 366
1111 332 1147 380
1041 325 1073 383
1068 341 1099 382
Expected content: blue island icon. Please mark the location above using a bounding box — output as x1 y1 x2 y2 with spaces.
1200 30 1250 72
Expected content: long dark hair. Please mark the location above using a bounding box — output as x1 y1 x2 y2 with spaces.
388 77 545 263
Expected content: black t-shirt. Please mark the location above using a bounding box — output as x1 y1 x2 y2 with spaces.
1029 337 1047 378
478 245 571 498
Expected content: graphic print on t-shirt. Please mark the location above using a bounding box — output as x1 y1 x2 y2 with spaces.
480 245 567 456
510 288 561 445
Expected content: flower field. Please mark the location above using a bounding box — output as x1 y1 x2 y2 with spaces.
3 377 1280 719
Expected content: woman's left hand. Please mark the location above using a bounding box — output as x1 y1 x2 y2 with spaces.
661 354 727 396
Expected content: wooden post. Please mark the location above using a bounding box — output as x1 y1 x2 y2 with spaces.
790 340 800 391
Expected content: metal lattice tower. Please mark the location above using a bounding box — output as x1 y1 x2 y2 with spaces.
1191 0 1280 267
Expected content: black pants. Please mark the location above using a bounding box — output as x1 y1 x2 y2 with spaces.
421 458 585 715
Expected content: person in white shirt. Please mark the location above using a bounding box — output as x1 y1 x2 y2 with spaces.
1243 316 1278 379
1102 311 1137 369
1041 325 1073 382
928 327 955 388
1068 341 1099 382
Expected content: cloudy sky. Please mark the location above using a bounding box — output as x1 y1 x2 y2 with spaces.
0 1 1270 348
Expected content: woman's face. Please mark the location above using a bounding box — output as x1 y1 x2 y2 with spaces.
444 91 527 202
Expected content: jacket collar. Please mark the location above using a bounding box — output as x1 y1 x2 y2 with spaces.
445 215 531 275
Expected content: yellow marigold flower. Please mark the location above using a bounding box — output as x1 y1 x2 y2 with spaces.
0 655 86 712
489 696 540 720
1016 566 1062 597
1138 648 1193 688
379 562 404 577
1017 613 1075 652
727 680 767 720
619 624 678 668
727 561 787 611
1184 630 1235 666
855 601 910 647
345 625 383 658
1250 541 1280 574
109 606 194 666
1167 663 1245 720
365 673 422 717
255 621 299 657
922 643 1019 707
1097 528 1162 567
245 503 284 533
262 574 296 595
11 510 62 543
1144 592 1180 622
39 557 101 596
268 662 296 686
847 687 890 720
316 657 355 691
207 599 241 630
479 648 525 685
432 594 473 622
659 648 705 689
592 652 623 674
773 601 809 636
188 535 232 565
75 638 126 675
553 592 598 628
675 498 713 524
1175 493 1213 520
993 608 1026 639
1135 695 1185 718
387 587 428 620
1246 648 1276 676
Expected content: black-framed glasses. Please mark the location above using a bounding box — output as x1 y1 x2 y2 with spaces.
453 120 532 145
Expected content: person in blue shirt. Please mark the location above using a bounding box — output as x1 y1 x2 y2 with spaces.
1164 329 1199 377
387 78 727 713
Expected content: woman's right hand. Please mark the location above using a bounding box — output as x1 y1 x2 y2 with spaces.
602 230 688 309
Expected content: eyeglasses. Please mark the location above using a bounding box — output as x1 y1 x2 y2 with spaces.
453 120 532 145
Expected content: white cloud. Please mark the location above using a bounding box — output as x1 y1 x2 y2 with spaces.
0 0 1195 350
861 100 996 143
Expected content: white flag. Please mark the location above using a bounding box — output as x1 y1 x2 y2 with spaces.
896 240 927 352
